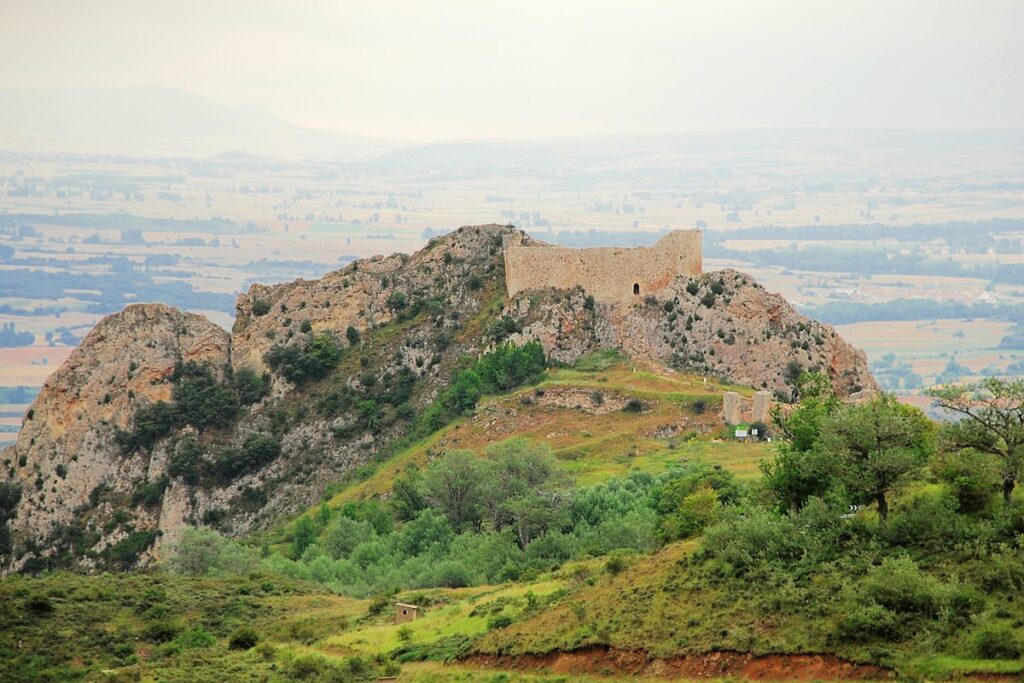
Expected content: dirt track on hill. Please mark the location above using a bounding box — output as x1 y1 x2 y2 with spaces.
465 648 894 681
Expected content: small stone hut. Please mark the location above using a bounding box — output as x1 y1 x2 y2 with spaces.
395 602 419 624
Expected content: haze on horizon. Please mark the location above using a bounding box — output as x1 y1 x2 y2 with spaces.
0 0 1021 143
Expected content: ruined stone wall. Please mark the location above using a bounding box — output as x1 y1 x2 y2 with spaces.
504 230 702 304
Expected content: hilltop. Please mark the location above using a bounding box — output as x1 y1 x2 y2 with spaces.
0 224 874 573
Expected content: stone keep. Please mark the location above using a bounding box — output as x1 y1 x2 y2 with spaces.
503 229 702 305
752 390 772 424
722 391 742 425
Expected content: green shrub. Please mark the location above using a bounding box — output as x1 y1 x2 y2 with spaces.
172 362 239 430
251 299 271 316
167 438 201 484
837 603 901 642
604 555 626 575
881 491 973 550
143 620 182 643
346 325 361 345
861 557 946 616
103 530 160 570
973 623 1022 659
232 368 270 406
858 557 981 627
115 362 245 453
367 594 390 616
486 316 522 342
212 433 281 482
435 560 473 588
417 341 545 437
623 399 644 413
387 290 407 311
131 476 168 507
115 401 176 452
265 333 343 383
392 634 475 663
175 626 215 649
698 509 805 576
934 450 999 513
228 626 259 650
25 594 54 615
487 614 514 630
660 484 719 541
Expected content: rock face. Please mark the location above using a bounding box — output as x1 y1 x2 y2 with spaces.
505 269 876 399
0 224 876 572
1 304 230 570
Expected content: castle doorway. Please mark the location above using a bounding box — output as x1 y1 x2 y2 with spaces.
633 283 640 296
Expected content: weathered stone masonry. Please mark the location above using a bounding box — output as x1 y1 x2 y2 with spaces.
503 230 702 305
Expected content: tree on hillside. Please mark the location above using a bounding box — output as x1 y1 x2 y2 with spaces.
762 372 842 512
423 450 485 532
927 378 1024 504
481 438 568 547
818 394 935 521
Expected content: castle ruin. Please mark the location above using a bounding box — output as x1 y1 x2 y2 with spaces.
503 229 702 304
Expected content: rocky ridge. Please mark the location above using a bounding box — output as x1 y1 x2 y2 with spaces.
0 224 875 572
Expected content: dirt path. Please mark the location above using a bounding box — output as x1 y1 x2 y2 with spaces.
466 647 894 681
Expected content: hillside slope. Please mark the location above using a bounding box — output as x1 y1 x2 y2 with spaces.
0 224 875 573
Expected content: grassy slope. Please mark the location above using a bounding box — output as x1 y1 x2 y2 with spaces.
324 359 769 509
3 359 784 682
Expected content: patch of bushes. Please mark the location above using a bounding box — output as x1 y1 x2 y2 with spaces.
212 434 282 483
623 399 644 413
972 623 1022 659
231 368 270 406
392 634 475 663
143 620 182 643
486 315 522 342
131 475 169 507
265 333 344 383
115 362 246 453
487 613 514 630
228 626 259 650
417 341 546 436
251 299 271 316
103 529 161 570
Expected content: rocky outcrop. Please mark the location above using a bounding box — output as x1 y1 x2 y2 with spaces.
1 304 230 570
0 224 875 572
231 224 537 377
505 269 876 399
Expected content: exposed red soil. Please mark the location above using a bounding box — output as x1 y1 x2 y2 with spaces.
465 647 894 681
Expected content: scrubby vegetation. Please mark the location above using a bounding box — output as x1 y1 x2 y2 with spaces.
11 360 1024 681
265 332 345 384
415 341 545 436
115 361 269 453
168 438 737 597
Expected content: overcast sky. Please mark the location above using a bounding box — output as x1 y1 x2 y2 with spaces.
1 0 1021 141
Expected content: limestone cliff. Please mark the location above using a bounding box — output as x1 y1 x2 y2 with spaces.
1 305 230 570
0 224 875 572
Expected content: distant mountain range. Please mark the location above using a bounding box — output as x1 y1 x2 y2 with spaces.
0 86 1021 166
0 87 405 161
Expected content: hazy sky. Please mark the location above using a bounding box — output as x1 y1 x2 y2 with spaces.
1 0 1021 141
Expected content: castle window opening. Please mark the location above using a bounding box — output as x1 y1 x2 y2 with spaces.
633 283 640 296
